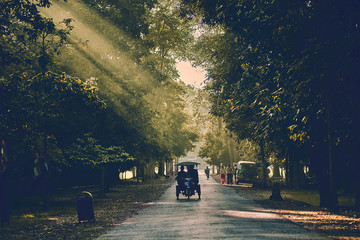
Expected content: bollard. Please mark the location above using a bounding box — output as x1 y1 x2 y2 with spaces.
269 182 283 201
77 191 95 223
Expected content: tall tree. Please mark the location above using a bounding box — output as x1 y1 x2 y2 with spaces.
180 0 360 209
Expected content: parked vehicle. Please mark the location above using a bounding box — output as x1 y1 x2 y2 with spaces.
236 161 258 184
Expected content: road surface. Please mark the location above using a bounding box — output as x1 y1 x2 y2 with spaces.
98 154 328 239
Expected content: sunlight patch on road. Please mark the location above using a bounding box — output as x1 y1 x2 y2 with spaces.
203 182 223 185
120 221 136 225
222 183 253 188
222 210 281 219
145 202 177 205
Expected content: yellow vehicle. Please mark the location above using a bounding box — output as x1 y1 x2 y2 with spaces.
236 161 258 184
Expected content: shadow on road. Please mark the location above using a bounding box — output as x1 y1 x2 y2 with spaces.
175 198 201 202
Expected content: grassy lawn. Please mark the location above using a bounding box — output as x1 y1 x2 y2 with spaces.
280 189 357 210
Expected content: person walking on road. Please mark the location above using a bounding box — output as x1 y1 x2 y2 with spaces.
220 166 226 184
205 166 210 179
226 164 233 184
233 164 238 184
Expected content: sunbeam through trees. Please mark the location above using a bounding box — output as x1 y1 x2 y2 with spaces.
1 1 360 237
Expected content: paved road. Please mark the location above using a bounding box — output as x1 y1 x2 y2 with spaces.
98 154 328 240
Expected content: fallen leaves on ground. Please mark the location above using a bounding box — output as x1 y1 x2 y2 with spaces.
212 174 360 240
0 177 174 240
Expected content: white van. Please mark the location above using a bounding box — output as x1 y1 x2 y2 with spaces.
236 161 258 184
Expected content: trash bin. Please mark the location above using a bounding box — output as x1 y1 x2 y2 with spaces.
77 191 95 223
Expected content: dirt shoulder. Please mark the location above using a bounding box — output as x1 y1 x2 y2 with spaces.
212 174 360 240
0 177 174 240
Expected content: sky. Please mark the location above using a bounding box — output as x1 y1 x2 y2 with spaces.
176 61 207 88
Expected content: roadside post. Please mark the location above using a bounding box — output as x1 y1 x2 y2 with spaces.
77 191 95 223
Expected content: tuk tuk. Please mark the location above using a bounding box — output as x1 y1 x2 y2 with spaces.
175 161 201 200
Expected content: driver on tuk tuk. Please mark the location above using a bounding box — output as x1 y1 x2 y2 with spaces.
187 165 199 185
176 165 186 188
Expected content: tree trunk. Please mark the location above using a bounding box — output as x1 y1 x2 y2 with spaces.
272 161 281 178
136 165 140 183
158 160 164 176
326 99 338 209
141 164 145 182
356 180 360 210
269 182 283 201
0 139 10 225
292 157 301 189
259 139 268 187
169 160 174 176
166 161 171 176
228 137 234 165
43 134 47 164
285 151 290 186
312 140 338 209
286 145 303 189
100 166 106 196
353 147 360 210
132 167 136 179
42 134 48 212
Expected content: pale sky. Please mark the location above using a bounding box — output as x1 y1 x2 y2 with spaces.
176 61 206 88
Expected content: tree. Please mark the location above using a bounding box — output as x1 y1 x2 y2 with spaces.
180 0 360 209
0 0 201 199
142 0 195 78
82 0 157 39
0 0 116 212
138 0 200 175
199 129 225 171
65 133 134 193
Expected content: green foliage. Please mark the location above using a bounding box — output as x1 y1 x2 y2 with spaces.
82 0 157 38
51 0 200 164
199 129 225 167
237 139 260 163
66 134 134 169
28 72 104 142
1 0 200 191
0 0 71 75
142 0 196 80
181 0 360 208
182 0 360 150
